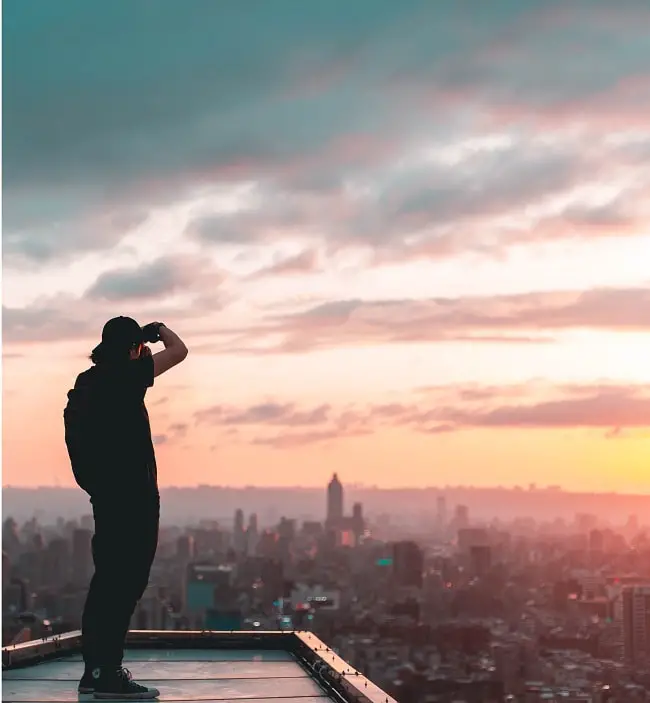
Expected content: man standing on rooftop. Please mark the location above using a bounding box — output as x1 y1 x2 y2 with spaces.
64 317 188 699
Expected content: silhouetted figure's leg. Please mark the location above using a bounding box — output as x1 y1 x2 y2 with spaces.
81 497 159 669
109 500 160 650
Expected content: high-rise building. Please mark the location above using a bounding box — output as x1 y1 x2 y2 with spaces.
352 503 364 541
277 517 295 564
261 558 284 606
469 545 492 577
247 513 259 556
326 474 344 527
233 509 246 554
436 495 447 532
391 541 424 589
454 504 469 530
458 527 489 552
3 518 20 557
622 585 650 664
589 529 604 553
45 538 70 587
457 527 492 577
177 535 195 561
72 529 92 586
258 530 279 559
184 563 234 623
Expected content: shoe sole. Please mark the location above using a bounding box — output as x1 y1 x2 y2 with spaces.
94 691 159 700
78 687 94 694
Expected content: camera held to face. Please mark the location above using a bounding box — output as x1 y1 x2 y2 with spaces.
141 322 165 344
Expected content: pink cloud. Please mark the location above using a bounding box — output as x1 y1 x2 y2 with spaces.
190 382 650 448
205 285 650 355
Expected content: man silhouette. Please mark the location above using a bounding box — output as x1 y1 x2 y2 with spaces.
65 317 187 699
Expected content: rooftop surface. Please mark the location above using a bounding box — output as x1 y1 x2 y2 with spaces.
3 648 329 702
2 630 396 703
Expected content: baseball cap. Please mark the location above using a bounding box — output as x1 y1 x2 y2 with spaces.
91 316 143 363
101 316 143 347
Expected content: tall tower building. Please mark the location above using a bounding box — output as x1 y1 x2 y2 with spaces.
247 513 259 556
234 509 244 531
454 504 469 530
436 495 447 531
392 541 424 589
622 585 650 664
233 509 246 554
352 502 364 541
326 473 344 527
177 535 195 561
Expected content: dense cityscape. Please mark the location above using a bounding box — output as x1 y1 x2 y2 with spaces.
5 476 650 701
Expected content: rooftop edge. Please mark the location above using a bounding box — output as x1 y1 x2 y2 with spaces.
2 629 398 703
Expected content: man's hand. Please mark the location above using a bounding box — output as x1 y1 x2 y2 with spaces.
141 345 153 358
142 322 164 343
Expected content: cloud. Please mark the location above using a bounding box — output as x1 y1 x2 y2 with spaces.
6 282 649 348
5 1 650 266
158 422 188 444
3 215 138 267
194 400 368 448
249 249 319 278
419 424 457 435
413 387 650 432
367 382 650 435
2 298 102 345
3 297 189 345
3 256 226 344
85 256 217 302
415 383 537 402
194 402 330 427
3 1 425 229
189 381 650 449
207 285 650 355
251 427 372 449
186 132 650 266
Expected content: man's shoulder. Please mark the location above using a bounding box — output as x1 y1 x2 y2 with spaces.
72 367 96 389
72 358 153 393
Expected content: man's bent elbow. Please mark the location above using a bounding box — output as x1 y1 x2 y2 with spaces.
171 345 188 364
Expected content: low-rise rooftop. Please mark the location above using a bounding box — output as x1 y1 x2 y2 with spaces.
3 630 396 703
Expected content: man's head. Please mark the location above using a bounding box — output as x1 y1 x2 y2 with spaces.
90 316 144 364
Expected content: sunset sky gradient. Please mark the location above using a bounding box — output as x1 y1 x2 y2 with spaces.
3 0 650 491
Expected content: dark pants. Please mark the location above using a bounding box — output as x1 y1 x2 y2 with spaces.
82 496 159 668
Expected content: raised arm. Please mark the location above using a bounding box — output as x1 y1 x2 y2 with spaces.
152 324 188 377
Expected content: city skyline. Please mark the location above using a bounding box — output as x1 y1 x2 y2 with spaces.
4 482 650 527
4 1 650 491
6 472 650 700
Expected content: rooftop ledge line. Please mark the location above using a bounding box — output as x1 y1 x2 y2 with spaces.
2 629 398 703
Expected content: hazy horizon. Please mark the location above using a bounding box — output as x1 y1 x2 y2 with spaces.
4 2 650 492
4 484 650 526
4 482 650 497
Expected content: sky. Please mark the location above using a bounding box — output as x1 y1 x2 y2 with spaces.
3 0 650 492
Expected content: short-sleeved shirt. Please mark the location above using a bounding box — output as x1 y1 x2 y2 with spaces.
70 355 158 499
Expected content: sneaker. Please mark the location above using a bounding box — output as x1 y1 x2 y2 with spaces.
92 667 160 700
78 667 96 694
